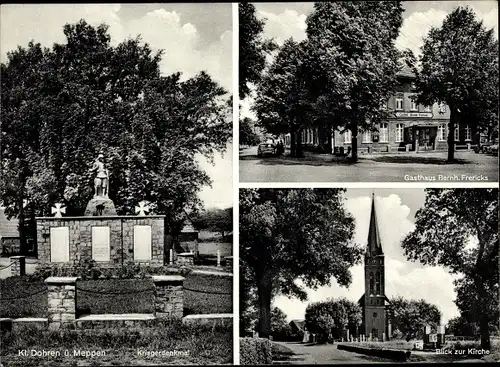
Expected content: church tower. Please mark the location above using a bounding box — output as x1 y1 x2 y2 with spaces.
363 193 387 341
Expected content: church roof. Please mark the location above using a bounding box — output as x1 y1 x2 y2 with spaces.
367 193 383 255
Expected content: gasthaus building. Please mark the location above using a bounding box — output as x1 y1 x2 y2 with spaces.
283 67 477 154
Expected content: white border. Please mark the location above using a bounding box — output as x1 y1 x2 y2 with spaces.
232 2 240 365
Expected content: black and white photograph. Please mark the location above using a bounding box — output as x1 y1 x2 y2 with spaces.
0 3 233 366
239 2 499 183
239 188 499 364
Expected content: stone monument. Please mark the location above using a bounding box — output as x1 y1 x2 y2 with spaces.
85 153 117 216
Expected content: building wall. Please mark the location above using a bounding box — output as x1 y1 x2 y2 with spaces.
286 76 477 153
36 216 165 265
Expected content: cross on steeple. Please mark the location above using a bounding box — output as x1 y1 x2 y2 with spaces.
135 201 150 216
51 203 66 218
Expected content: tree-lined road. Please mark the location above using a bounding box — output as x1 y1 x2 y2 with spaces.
239 147 498 182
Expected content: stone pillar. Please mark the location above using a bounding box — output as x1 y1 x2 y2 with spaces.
382 332 386 342
225 256 233 273
45 277 78 330
152 275 184 319
10 256 26 277
169 249 173 265
216 250 221 267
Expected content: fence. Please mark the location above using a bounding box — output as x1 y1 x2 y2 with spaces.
1 270 233 332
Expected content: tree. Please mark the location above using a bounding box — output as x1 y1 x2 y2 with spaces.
1 20 232 244
239 3 276 99
239 117 261 146
270 307 292 341
390 297 442 341
306 1 404 161
413 6 499 162
402 189 498 349
240 189 362 338
253 39 317 157
192 207 232 241
305 298 362 343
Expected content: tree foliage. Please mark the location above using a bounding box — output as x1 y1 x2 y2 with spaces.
1 20 231 241
240 188 362 338
239 3 277 99
413 6 499 161
389 296 442 341
253 39 318 157
402 189 498 349
191 207 232 240
303 1 404 161
239 117 261 146
305 298 362 343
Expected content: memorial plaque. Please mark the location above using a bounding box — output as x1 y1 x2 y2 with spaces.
50 227 70 262
134 225 152 261
92 226 110 261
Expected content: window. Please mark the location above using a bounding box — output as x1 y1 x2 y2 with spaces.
439 103 447 114
396 97 404 111
362 130 372 143
376 299 380 306
369 272 374 294
438 124 446 141
344 129 352 144
395 123 404 142
410 100 417 111
465 125 471 141
424 105 431 112
454 126 460 141
375 271 381 295
379 123 389 143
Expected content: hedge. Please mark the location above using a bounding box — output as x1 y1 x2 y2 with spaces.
240 337 272 365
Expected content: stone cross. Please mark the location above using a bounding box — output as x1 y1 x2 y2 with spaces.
135 201 150 216
51 203 66 218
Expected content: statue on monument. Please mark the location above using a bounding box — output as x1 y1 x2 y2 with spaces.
90 153 109 198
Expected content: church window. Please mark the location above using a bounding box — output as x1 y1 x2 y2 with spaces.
376 271 381 295
373 312 377 318
376 299 380 306
369 272 374 294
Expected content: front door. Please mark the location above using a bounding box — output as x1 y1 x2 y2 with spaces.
372 328 378 340
418 128 435 150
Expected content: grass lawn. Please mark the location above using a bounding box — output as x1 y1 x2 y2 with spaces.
0 277 47 318
1 319 232 366
183 272 232 315
272 342 296 361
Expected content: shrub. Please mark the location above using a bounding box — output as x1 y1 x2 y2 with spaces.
240 337 272 365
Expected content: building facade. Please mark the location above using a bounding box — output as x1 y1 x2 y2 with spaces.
283 70 478 154
358 194 392 341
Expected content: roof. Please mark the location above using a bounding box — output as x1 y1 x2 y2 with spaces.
0 208 19 238
396 63 416 79
367 193 383 255
290 319 305 330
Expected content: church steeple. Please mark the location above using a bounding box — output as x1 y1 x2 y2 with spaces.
367 192 383 255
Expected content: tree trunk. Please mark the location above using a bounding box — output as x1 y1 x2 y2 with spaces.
296 128 304 158
351 122 358 162
447 107 456 162
257 271 273 339
474 276 491 350
290 129 297 157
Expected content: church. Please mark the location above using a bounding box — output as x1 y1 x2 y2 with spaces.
357 194 392 341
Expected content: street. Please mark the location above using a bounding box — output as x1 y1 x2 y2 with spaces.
239 146 499 183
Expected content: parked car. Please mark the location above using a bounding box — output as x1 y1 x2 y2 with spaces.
489 143 498 155
257 143 277 157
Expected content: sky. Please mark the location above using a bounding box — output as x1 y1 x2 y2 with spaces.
240 1 499 119
0 3 233 209
274 189 465 325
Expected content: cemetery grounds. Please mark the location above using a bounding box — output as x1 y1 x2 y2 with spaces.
271 338 500 364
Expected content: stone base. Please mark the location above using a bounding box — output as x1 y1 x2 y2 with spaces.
84 197 117 216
